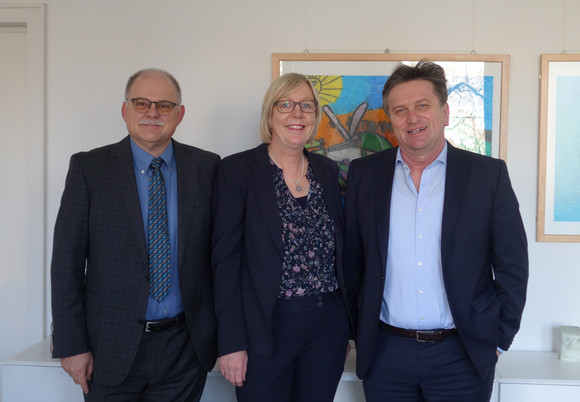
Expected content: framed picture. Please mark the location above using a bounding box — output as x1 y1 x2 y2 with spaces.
273 53 509 195
537 54 580 242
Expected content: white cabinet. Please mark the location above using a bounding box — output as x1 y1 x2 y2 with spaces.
13 342 580 402
1 339 80 402
495 351 580 402
0 339 237 402
0 339 364 402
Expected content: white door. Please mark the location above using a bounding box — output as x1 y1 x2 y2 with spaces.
0 4 46 363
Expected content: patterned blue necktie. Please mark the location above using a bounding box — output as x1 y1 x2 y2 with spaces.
148 157 170 302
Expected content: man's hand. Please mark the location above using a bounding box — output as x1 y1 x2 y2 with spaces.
61 352 93 394
219 350 248 387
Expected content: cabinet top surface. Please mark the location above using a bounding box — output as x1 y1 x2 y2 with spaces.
497 351 580 385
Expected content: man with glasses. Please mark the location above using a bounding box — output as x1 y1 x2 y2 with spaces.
51 68 220 401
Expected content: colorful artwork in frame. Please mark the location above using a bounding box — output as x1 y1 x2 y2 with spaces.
273 53 509 196
537 54 580 242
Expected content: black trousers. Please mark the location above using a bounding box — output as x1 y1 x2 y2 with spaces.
85 320 207 402
236 291 350 402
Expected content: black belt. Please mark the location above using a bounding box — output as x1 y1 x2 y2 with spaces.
276 289 342 308
140 312 186 332
380 322 457 342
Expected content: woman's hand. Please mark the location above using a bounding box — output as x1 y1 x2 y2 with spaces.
219 350 248 387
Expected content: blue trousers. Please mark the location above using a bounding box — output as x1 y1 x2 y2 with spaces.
236 291 350 402
363 326 495 402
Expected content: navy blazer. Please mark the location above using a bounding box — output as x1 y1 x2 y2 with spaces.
212 143 351 357
51 136 219 385
343 143 528 379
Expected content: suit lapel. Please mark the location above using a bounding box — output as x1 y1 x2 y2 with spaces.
173 140 198 269
441 144 468 266
376 150 397 270
308 154 343 253
107 136 148 267
251 144 283 256
307 153 332 211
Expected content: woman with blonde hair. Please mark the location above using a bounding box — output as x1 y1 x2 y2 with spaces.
212 73 352 402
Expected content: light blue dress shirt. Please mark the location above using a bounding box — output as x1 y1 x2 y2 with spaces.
380 143 455 330
130 138 183 320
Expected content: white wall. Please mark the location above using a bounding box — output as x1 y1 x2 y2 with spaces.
3 0 580 359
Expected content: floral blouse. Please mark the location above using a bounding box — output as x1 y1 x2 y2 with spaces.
270 156 339 299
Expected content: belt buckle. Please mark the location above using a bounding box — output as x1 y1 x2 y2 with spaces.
144 320 158 332
416 330 436 342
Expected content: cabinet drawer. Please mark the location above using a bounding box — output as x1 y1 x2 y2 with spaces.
499 383 580 402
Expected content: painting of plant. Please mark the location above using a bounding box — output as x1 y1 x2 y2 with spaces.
304 69 495 196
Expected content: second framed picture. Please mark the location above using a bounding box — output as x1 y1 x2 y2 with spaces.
537 54 580 242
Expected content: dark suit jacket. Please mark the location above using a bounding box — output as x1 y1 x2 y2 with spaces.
212 143 351 357
344 143 528 379
51 136 219 386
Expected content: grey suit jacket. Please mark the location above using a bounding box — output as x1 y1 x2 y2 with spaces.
51 136 219 386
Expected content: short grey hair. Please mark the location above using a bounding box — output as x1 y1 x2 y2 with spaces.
125 68 182 103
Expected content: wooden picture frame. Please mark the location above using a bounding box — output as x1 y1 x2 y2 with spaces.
537 54 580 242
273 53 509 194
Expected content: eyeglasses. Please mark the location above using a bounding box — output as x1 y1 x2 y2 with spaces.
127 98 180 115
273 100 318 113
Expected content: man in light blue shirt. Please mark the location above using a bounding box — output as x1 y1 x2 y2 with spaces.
381 144 452 331
344 60 528 402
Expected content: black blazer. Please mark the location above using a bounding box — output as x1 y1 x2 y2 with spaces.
212 143 351 357
344 143 528 379
51 136 219 386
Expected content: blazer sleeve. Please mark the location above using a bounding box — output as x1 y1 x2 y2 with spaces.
51 153 91 358
211 157 250 356
490 160 529 351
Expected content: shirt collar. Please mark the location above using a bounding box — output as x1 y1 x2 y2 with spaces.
395 141 448 169
130 138 175 173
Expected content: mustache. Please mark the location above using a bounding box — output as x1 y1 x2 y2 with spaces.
139 119 165 126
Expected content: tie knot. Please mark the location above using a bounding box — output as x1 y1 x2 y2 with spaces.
150 157 163 171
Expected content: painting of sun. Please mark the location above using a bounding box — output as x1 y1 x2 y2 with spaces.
305 72 495 195
273 53 508 197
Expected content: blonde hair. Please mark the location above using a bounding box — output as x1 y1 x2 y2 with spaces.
259 73 322 144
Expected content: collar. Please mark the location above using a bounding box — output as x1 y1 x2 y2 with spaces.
395 141 448 169
130 138 175 173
